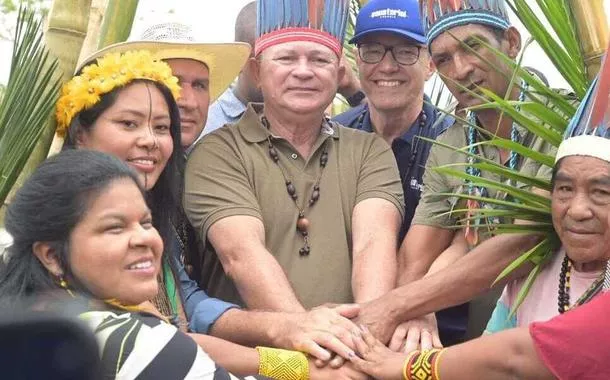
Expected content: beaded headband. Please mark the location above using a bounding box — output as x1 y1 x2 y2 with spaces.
420 0 511 45
55 50 181 137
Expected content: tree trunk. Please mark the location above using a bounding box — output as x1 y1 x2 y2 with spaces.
568 0 609 80
97 0 139 49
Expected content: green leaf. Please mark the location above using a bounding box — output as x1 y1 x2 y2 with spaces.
433 167 551 207
0 7 60 205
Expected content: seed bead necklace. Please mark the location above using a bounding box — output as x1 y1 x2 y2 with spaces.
558 255 605 314
261 116 329 256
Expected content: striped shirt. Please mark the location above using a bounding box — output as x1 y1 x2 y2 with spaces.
80 310 265 380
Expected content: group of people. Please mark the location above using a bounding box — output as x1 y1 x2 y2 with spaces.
0 0 609 379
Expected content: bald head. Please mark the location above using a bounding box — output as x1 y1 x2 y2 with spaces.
235 1 256 46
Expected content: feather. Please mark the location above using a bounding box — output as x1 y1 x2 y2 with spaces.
308 0 325 29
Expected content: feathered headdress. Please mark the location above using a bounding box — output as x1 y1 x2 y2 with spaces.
557 41 610 164
419 0 511 44
255 0 350 57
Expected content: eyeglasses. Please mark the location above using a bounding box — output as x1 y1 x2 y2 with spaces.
358 43 421 66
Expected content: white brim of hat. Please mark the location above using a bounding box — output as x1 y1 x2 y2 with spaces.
556 135 610 163
76 40 252 102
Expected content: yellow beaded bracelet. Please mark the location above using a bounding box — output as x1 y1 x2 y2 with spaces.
256 346 310 380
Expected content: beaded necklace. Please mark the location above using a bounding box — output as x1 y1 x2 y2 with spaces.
261 116 329 256
463 83 526 244
557 255 605 314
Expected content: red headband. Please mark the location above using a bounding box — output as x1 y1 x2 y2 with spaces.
255 27 342 57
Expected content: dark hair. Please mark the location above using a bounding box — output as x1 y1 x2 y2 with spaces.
0 150 143 307
62 79 186 277
550 158 564 192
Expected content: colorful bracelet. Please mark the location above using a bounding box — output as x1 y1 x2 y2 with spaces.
403 350 420 380
255 346 310 380
404 348 445 380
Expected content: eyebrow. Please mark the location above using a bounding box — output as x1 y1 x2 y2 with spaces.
175 76 209 84
555 172 610 186
462 34 492 46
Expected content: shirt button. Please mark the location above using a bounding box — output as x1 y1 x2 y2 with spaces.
291 153 298 160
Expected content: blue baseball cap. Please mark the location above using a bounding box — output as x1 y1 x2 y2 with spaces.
350 0 426 45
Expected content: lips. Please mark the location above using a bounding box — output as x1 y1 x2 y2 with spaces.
374 80 404 87
127 156 158 173
126 258 156 276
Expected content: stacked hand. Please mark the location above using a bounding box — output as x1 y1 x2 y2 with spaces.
389 313 442 353
272 304 360 364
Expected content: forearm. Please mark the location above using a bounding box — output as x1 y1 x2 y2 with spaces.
387 233 539 323
188 333 260 376
439 328 554 380
351 199 401 303
352 241 397 303
209 308 288 348
397 225 455 286
427 233 468 275
223 245 304 312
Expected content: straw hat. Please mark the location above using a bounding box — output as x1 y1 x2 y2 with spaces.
76 22 251 102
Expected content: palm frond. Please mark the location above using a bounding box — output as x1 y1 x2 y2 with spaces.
0 7 61 206
507 0 588 97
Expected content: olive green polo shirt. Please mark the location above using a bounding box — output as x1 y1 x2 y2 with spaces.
184 103 404 308
412 118 555 236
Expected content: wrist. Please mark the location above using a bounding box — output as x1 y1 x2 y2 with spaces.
256 347 310 380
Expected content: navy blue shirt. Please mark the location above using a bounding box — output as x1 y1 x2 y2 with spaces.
334 98 468 346
333 97 452 240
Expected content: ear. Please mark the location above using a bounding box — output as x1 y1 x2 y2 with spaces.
336 59 346 86
32 242 64 277
250 57 262 86
74 125 89 149
504 27 521 59
422 50 436 81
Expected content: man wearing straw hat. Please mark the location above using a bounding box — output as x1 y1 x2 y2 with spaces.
184 0 404 319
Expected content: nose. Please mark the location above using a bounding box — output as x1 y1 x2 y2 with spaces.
452 52 475 82
565 192 594 222
177 85 197 111
135 124 159 150
292 57 315 79
129 224 163 253
377 49 400 73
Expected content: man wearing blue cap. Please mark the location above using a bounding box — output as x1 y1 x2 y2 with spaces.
355 0 559 345
334 0 465 348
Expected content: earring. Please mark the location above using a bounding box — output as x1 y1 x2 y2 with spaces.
59 275 75 297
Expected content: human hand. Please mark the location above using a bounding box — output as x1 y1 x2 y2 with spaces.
354 298 398 345
389 313 442 353
349 325 405 380
272 304 360 363
310 358 369 380
337 50 362 100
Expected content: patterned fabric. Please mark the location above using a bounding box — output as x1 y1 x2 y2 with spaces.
419 0 511 44
80 310 266 379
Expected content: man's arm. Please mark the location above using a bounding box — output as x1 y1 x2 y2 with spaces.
358 232 540 343
351 198 401 303
210 305 361 362
174 255 240 334
208 215 304 312
396 224 456 285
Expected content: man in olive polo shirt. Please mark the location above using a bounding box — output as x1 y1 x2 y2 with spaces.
184 0 403 313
